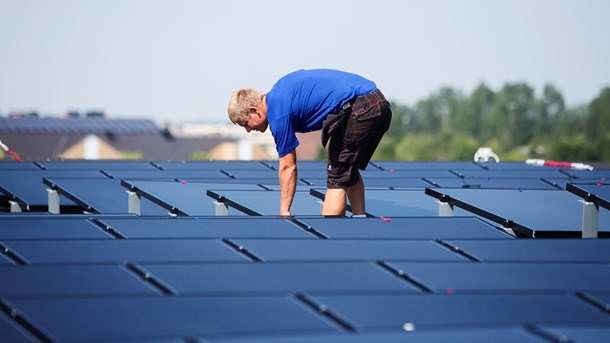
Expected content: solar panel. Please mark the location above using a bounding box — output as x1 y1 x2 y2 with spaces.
0 162 40 170
0 265 157 297
154 160 273 171
0 170 105 211
295 216 511 239
425 188 610 237
203 327 547 343
104 170 232 180
6 296 338 341
425 177 559 190
36 161 159 170
207 190 323 216
121 180 261 216
450 169 568 179
383 262 610 293
4 239 250 264
302 293 610 328
310 188 471 217
0 218 112 240
43 178 170 215
299 177 430 189
137 262 417 294
97 217 317 239
371 161 483 171
560 169 610 180
444 239 610 263
229 239 469 262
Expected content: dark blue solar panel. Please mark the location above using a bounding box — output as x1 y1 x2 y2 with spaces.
0 170 105 210
444 239 610 263
477 162 562 170
384 262 610 293
538 325 610 343
37 161 158 170
154 161 272 171
4 239 249 264
295 217 511 239
7 296 338 341
310 189 471 217
0 162 40 170
425 188 610 237
207 190 323 216
0 265 157 297
426 177 559 190
451 169 567 179
560 169 610 180
0 117 160 134
98 217 316 239
139 262 417 294
204 327 548 343
0 218 112 240
264 160 330 171
122 180 262 216
371 161 483 171
105 170 232 180
230 239 468 262
299 177 430 189
225 169 391 180
44 178 169 215
303 293 610 328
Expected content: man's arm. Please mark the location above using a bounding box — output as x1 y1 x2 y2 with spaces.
278 149 297 216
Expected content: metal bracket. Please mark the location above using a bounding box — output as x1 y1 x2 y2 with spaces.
581 200 599 238
47 188 60 214
437 201 454 217
127 191 141 215
9 200 22 213
214 200 229 216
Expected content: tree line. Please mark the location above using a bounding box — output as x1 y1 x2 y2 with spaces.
374 83 610 162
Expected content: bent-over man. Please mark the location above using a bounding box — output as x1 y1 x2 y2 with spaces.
228 69 392 216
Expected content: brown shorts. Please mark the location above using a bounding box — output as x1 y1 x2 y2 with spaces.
324 89 392 188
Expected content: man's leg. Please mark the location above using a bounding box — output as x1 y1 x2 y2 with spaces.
322 188 347 216
346 175 365 215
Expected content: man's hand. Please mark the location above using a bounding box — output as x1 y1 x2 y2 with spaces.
278 149 297 216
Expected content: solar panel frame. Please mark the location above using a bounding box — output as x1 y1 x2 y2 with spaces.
567 183 610 210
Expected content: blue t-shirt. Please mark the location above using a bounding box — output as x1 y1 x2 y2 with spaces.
266 69 377 157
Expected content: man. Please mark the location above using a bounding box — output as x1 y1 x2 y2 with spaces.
228 69 392 216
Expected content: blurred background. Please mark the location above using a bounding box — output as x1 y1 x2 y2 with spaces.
1 0 609 162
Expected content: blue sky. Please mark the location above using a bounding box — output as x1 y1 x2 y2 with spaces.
1 0 609 124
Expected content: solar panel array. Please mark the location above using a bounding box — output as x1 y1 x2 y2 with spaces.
1 160 610 342
0 117 161 135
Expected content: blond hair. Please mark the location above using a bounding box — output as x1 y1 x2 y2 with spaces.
228 88 264 124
